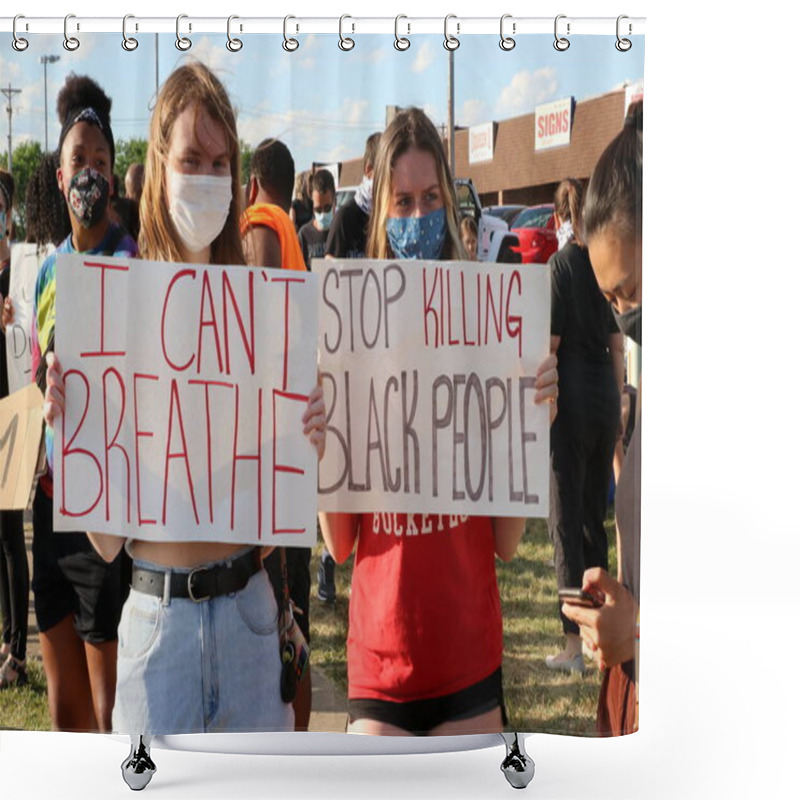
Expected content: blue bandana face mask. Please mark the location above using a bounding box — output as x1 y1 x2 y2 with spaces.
386 207 446 260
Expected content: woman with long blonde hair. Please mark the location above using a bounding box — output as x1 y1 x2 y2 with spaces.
44 61 326 735
320 107 559 737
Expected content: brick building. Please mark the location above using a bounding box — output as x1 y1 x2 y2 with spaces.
336 88 628 206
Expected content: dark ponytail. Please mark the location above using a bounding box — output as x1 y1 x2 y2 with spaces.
583 99 642 243
553 178 585 246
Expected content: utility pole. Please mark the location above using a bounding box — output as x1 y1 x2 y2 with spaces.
40 55 61 152
448 49 455 176
2 84 22 173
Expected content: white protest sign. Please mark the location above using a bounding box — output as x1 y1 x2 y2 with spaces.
314 259 550 516
54 254 319 545
5 243 51 394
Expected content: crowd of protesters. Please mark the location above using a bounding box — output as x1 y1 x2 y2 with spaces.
0 59 642 739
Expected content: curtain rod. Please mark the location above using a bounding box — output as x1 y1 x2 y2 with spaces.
1 15 646 38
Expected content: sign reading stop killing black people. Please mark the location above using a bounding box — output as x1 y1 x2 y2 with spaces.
314 259 551 516
53 254 319 546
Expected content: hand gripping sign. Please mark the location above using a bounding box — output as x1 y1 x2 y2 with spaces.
314 259 550 517
53 254 319 546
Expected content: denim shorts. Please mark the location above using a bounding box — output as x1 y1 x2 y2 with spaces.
112 554 294 735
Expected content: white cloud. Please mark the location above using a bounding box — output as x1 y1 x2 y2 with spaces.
180 37 231 76
494 67 559 119
342 98 368 125
459 98 489 127
412 41 435 74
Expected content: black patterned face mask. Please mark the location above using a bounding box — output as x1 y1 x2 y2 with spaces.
67 167 110 229
612 304 642 346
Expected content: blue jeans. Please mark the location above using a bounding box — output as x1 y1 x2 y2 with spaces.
112 555 293 734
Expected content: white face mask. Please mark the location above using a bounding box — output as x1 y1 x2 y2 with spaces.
167 170 232 254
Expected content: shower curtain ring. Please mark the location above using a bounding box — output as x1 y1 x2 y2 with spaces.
64 14 80 51
12 15 29 51
499 14 516 51
227 15 243 52
444 14 460 51
176 14 192 51
553 14 570 51
339 15 355 51
616 15 632 51
394 15 411 51
122 15 139 51
283 15 299 51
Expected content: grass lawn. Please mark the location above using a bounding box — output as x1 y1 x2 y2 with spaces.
0 660 51 731
1 514 615 735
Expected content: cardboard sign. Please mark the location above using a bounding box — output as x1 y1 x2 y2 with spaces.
54 254 319 545
5 243 51 394
0 383 44 510
314 259 550 516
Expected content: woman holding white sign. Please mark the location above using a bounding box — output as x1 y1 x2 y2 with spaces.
44 62 327 735
319 107 559 736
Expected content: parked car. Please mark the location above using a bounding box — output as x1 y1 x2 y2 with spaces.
456 179 521 263
484 204 526 228
510 204 558 264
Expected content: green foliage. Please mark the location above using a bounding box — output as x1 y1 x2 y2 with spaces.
240 139 253 186
114 138 149 195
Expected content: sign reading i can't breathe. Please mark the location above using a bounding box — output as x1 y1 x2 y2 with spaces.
53 254 319 546
314 259 551 517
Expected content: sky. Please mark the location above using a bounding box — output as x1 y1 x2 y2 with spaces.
1 31 644 175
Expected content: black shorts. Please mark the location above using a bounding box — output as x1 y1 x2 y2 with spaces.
348 668 508 735
264 547 311 643
31 485 128 643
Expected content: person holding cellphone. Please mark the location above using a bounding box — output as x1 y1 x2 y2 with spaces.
562 101 643 736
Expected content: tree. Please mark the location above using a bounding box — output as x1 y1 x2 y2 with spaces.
114 138 149 195
0 140 45 240
240 139 253 185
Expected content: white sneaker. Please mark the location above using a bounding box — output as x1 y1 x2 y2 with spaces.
545 651 585 674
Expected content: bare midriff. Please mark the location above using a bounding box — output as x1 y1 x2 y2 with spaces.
130 540 274 568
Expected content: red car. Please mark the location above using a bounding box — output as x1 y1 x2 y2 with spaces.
510 204 558 264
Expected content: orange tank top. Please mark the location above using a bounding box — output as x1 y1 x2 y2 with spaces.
239 203 306 271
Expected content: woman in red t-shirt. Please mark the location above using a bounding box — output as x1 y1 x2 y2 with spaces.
319 107 558 737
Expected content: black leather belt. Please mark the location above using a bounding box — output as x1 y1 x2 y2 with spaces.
131 548 262 602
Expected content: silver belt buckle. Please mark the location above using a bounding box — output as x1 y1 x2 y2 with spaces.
187 566 210 603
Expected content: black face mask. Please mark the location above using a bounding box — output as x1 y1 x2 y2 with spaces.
67 167 110 229
613 304 642 346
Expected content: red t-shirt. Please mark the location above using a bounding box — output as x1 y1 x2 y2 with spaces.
347 513 503 703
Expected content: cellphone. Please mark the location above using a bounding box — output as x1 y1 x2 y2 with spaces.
558 588 603 608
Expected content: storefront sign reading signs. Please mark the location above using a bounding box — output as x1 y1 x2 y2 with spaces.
534 97 574 151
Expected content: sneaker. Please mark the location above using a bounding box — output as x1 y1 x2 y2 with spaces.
317 553 336 604
0 655 28 689
544 651 585 674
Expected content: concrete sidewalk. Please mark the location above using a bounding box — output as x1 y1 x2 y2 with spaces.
18 521 349 732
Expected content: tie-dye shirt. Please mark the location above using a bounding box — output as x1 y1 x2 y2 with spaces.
32 224 138 495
